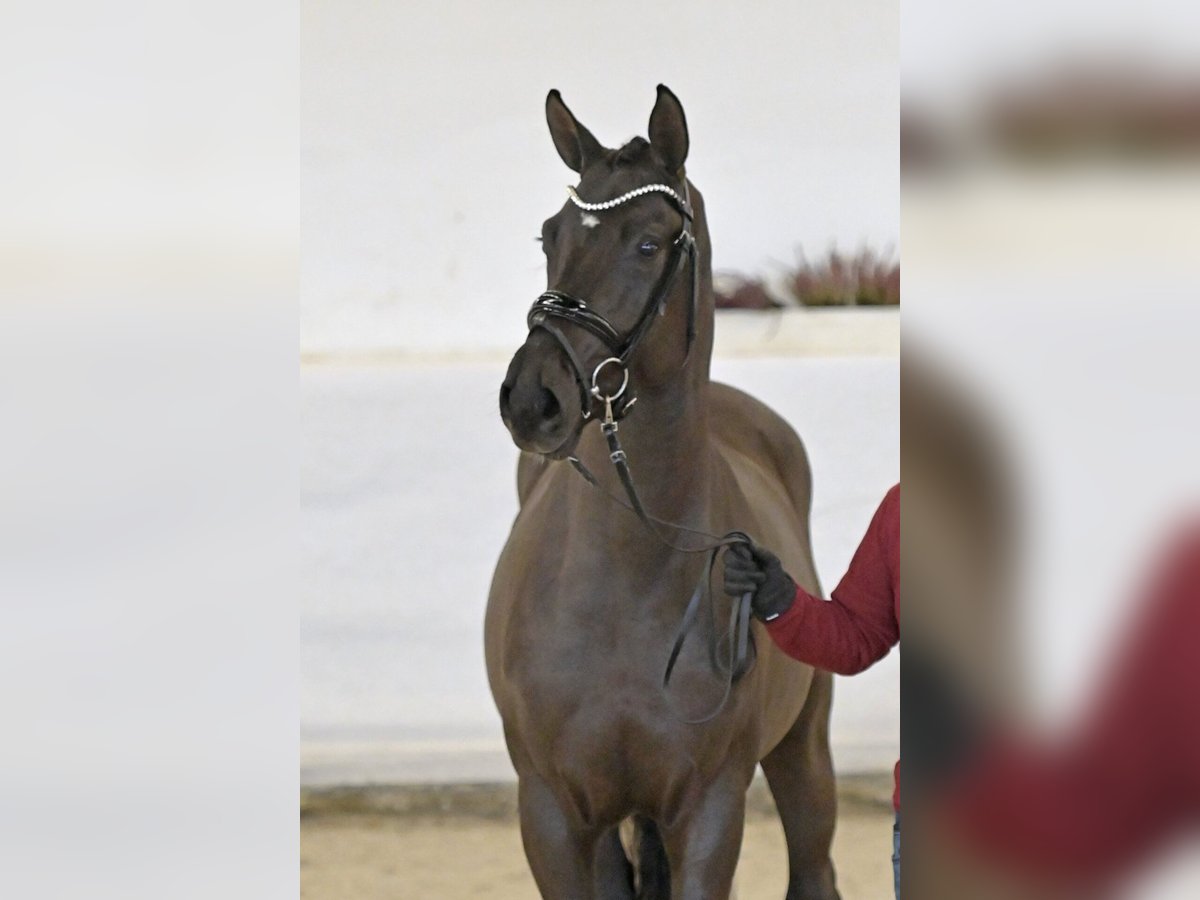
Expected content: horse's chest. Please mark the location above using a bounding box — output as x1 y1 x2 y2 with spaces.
519 674 708 809
490 511 741 791
504 633 732 777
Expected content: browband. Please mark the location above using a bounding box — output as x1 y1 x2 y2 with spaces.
567 183 693 219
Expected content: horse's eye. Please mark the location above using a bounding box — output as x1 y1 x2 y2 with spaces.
638 240 660 257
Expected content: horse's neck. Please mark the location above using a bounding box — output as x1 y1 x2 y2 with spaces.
570 383 714 553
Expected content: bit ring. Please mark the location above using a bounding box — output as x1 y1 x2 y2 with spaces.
590 357 629 402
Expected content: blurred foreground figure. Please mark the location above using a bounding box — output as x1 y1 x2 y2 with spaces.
900 349 1023 897
902 28 1200 895
904 351 1200 896
923 523 1200 898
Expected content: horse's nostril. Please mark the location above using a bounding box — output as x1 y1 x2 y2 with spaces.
499 382 513 412
538 388 561 422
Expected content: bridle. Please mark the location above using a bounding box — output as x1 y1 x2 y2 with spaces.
521 176 754 724
526 180 700 424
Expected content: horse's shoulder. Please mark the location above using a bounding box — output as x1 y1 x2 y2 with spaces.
707 381 812 467
707 380 814 515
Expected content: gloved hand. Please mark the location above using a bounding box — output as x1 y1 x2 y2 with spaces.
723 540 797 622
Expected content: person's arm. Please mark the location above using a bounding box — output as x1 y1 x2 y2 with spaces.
725 484 899 675
943 524 1200 886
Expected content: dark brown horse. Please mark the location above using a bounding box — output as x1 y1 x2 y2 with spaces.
487 86 839 900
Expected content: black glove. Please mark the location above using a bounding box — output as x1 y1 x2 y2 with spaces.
723 540 797 622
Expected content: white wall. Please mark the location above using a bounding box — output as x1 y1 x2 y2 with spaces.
302 0 898 355
300 355 898 784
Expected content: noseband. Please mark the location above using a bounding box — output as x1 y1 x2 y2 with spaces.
525 180 699 422
520 177 755 724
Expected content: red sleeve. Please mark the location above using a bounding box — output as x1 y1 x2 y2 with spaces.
947 524 1200 883
766 484 900 675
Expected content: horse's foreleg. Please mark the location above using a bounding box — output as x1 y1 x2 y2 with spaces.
517 773 603 900
760 668 841 900
660 769 749 900
593 825 637 899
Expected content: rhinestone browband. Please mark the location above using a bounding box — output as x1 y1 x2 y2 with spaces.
566 183 688 212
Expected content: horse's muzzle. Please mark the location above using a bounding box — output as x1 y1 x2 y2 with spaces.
499 342 577 456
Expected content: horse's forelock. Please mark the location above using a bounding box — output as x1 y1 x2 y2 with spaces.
613 137 653 168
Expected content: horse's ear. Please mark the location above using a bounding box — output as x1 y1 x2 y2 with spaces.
648 84 689 174
545 90 604 173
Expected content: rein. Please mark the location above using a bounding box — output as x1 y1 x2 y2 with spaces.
566 412 754 725
524 177 754 724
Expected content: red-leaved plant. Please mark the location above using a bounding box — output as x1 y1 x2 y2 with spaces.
714 245 900 310
788 245 900 307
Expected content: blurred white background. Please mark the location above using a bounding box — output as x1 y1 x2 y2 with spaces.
903 3 1200 894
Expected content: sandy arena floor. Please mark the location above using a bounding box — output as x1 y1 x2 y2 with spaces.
301 799 892 899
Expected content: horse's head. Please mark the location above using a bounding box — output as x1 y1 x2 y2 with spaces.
500 86 711 458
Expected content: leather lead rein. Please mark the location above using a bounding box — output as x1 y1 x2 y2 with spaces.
569 408 754 725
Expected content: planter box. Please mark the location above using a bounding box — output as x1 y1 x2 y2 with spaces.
301 307 900 366
714 307 899 358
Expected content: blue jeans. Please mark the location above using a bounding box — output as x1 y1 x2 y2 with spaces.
892 811 901 899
